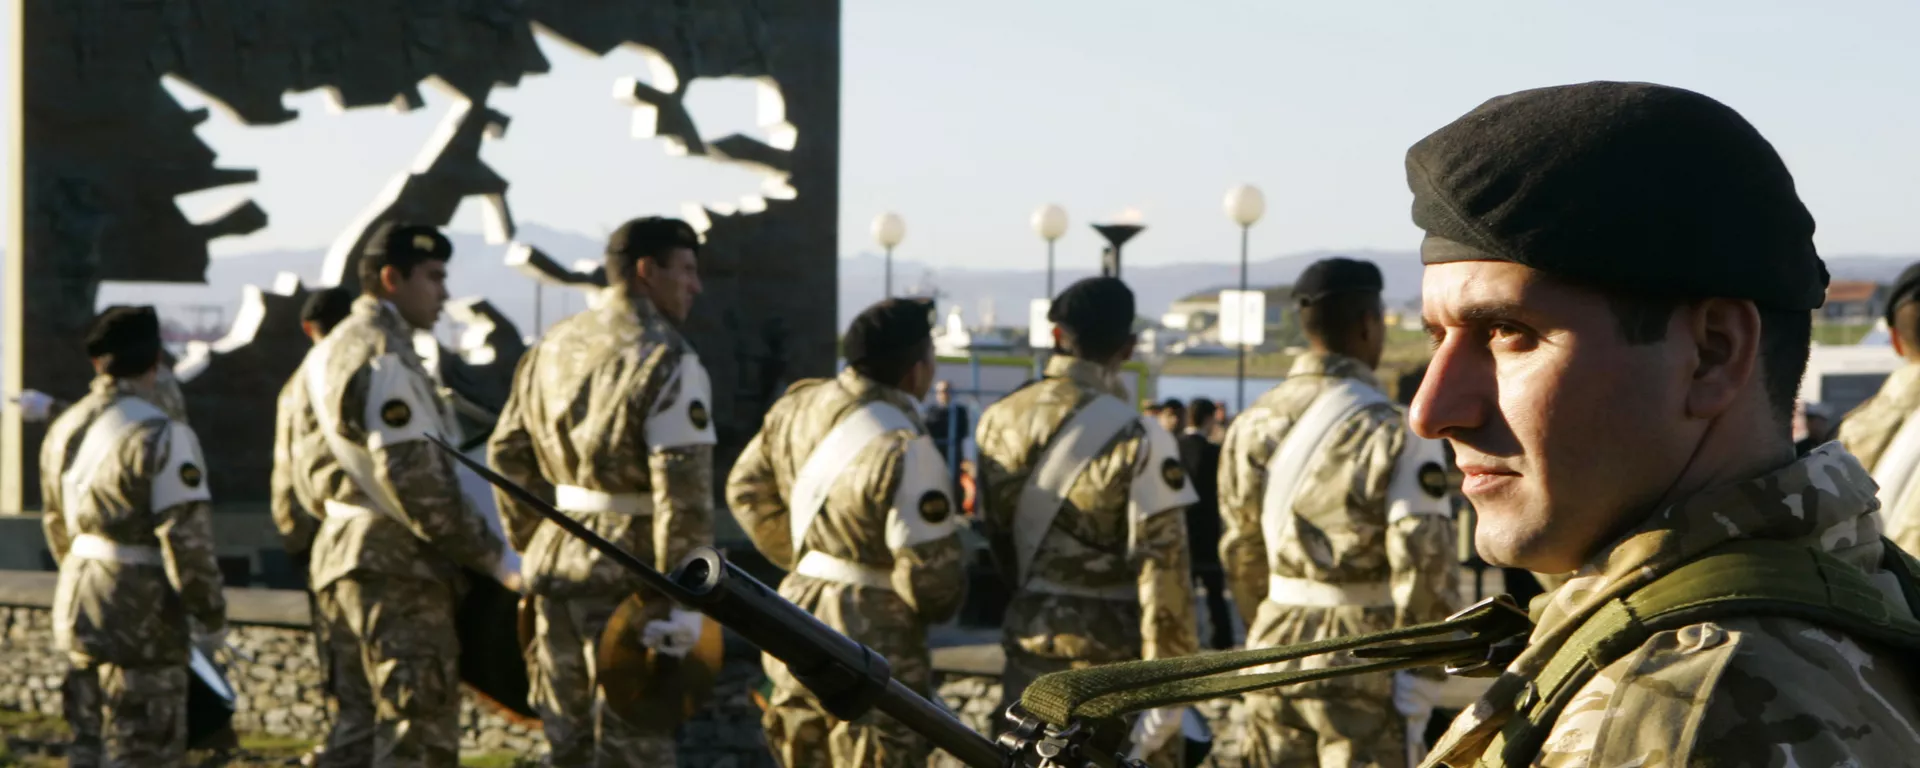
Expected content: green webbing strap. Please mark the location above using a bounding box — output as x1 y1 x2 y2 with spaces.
1486 538 1920 767
1019 596 1533 726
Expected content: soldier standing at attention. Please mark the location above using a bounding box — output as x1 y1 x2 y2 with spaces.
41 306 227 767
1836 262 1920 554
727 298 966 767
487 217 716 767
269 285 369 767
1409 82 1920 766
1216 258 1460 768
976 277 1200 768
280 222 512 767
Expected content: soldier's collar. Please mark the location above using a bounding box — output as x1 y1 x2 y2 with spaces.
1043 355 1127 399
1287 351 1380 390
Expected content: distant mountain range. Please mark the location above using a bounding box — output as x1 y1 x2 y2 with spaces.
54 227 1920 339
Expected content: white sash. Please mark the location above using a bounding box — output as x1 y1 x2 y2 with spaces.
1011 394 1139 585
1873 411 1920 518
61 397 168 532
1259 379 1389 574
788 400 917 550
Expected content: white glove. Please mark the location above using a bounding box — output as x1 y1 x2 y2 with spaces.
192 626 229 658
641 609 705 658
1394 671 1447 766
490 556 524 593
13 390 54 422
1126 706 1183 760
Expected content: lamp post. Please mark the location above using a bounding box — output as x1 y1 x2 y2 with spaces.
1030 204 1068 299
872 212 906 298
1091 222 1144 280
1224 184 1266 412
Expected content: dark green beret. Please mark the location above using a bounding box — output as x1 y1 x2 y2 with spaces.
1407 81 1827 310
85 305 160 359
843 298 935 367
1049 277 1135 335
1293 258 1383 304
364 221 452 262
607 216 701 259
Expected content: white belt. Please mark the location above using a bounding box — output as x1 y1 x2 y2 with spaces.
1266 575 1392 608
324 500 376 520
68 534 163 566
793 551 894 591
1024 576 1137 602
555 485 653 516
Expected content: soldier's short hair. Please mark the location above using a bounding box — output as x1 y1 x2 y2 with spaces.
358 221 452 291
605 216 700 278
1050 277 1135 361
844 298 936 387
300 287 355 337
86 305 162 378
1190 397 1219 427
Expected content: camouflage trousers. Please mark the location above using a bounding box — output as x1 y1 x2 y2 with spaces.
526 592 676 767
311 590 378 767
62 658 188 768
996 649 1183 768
1240 691 1407 768
317 575 463 768
760 675 930 768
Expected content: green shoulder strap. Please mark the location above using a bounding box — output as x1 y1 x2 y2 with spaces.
1481 537 1920 768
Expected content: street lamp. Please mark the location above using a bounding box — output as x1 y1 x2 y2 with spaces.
1091 218 1145 280
872 212 906 297
1224 184 1266 412
1030 204 1068 299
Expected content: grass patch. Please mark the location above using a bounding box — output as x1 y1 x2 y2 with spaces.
234 733 315 758
1813 322 1874 346
461 753 538 768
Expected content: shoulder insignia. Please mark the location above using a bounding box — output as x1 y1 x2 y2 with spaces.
1161 457 1187 491
413 234 436 252
688 399 710 430
918 489 952 524
179 462 203 489
1418 462 1448 499
381 399 412 428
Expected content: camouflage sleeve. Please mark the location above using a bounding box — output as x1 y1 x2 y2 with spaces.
973 408 1020 586
647 351 716 573
1130 432 1201 662
149 422 227 632
487 351 551 553
270 378 319 558
883 435 967 624
1371 422 1461 630
1215 417 1270 626
39 434 70 564
353 365 504 576
725 428 795 570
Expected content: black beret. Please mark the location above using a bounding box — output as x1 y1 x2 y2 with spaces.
843 298 935 367
300 287 355 332
1049 277 1135 335
607 216 701 258
85 305 160 359
1293 258 1383 304
1407 81 1827 311
363 221 452 261
1886 263 1920 323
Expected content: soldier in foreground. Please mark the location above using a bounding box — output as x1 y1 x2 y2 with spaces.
41 306 227 766
1217 258 1460 767
1837 261 1920 554
1408 82 1920 765
488 217 716 767
280 223 512 767
269 285 369 767
976 277 1200 768
728 298 967 767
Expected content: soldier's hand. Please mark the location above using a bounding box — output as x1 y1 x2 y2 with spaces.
192 626 230 659
12 390 54 422
1127 706 1183 760
641 609 704 658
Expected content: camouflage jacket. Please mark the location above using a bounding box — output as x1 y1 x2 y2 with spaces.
269 372 320 561
1424 444 1920 767
276 296 505 591
40 378 226 667
1837 361 1920 553
727 368 966 692
1217 352 1460 694
976 356 1199 664
488 288 714 598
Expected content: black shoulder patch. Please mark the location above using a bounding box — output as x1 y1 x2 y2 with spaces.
918 489 952 524
688 400 710 430
380 399 412 429
1417 462 1448 499
179 462 202 489
1161 457 1187 491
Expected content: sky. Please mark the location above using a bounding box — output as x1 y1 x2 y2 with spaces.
4 1 1920 273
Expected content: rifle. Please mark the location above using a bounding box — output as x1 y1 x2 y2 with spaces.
430 435 1533 768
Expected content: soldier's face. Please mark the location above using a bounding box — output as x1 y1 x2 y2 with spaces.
1412 261 1697 574
641 248 702 323
385 259 449 330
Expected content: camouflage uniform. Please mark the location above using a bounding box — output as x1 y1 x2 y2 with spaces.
1837 361 1920 554
1423 444 1920 766
976 356 1199 768
1218 352 1461 768
272 372 376 766
488 288 715 768
41 377 227 767
277 296 508 767
728 368 967 768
